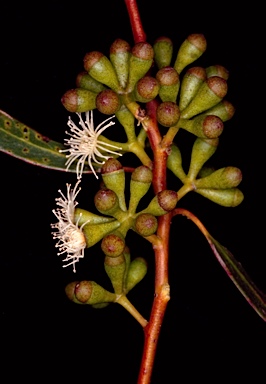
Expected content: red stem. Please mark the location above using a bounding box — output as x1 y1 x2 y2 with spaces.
137 100 171 384
124 2 171 383
124 0 147 43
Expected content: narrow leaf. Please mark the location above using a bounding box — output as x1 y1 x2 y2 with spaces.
208 236 266 321
173 208 266 321
0 109 90 173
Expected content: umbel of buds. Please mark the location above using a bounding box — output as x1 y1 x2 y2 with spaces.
57 31 245 314
61 33 235 153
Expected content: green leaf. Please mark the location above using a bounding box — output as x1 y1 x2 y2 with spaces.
208 236 266 321
0 109 89 173
173 208 266 322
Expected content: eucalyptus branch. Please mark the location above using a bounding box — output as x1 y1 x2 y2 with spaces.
1 1 264 384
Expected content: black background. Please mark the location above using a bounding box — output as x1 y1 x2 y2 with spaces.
1 1 265 383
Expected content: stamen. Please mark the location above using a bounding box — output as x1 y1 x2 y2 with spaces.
60 110 122 179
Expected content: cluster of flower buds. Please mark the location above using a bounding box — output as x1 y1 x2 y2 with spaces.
60 34 243 207
52 156 178 306
92 158 178 237
54 31 244 311
61 34 235 135
65 246 148 306
167 137 244 207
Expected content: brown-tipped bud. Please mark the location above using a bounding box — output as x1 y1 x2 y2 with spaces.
76 71 106 93
134 213 158 237
104 254 127 294
180 76 228 119
101 157 123 173
126 42 154 92
132 165 153 183
94 188 120 215
156 101 180 127
61 88 97 113
69 280 115 305
110 38 131 89
174 34 207 74
153 36 174 69
195 167 242 189
129 166 153 213
143 190 178 216
167 144 187 182
83 51 120 91
196 188 244 207
156 66 180 102
126 257 148 292
65 281 80 302
134 76 160 103
179 115 224 139
179 67 206 111
206 65 229 80
101 158 126 211
101 232 125 257
199 100 235 122
96 89 121 115
187 137 219 180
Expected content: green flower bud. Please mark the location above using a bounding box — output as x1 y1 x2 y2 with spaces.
180 76 228 119
101 158 126 211
179 67 206 111
166 144 187 182
115 104 137 142
206 65 229 80
123 245 132 287
134 213 158 237
126 257 148 292
75 208 116 226
198 100 235 122
198 166 216 178
110 38 131 89
61 88 97 113
96 89 121 115
66 280 115 305
196 188 244 207
179 115 224 139
156 101 180 127
91 303 110 309
134 76 160 103
82 220 121 248
126 42 154 92
143 190 178 216
153 36 173 69
187 137 219 180
83 51 120 91
128 166 153 213
156 66 180 102
174 34 207 74
76 71 106 93
194 167 242 189
104 254 127 294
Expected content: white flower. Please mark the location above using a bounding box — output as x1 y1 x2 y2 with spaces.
51 180 88 272
60 110 122 179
